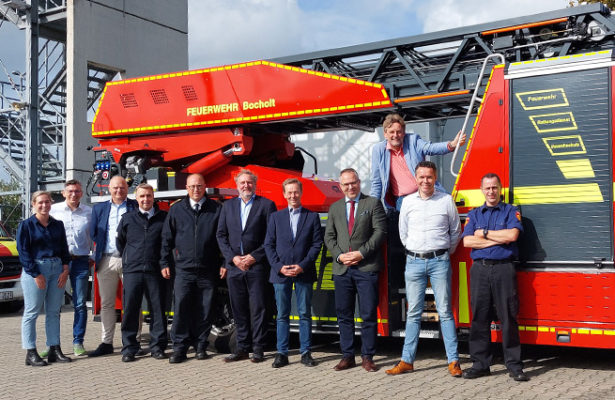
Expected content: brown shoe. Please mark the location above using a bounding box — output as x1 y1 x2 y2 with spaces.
385 360 414 375
448 361 462 377
333 356 356 371
361 356 379 372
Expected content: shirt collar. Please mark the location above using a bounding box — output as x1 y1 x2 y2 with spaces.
289 206 302 214
63 201 83 211
481 201 505 212
345 193 361 203
111 199 127 208
386 141 403 154
189 198 205 208
241 195 255 205
139 207 154 217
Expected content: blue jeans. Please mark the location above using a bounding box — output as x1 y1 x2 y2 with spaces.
69 257 89 345
273 281 313 355
402 252 458 364
21 258 65 349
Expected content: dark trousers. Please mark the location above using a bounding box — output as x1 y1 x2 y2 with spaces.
171 270 215 354
469 261 523 372
121 271 168 355
226 267 268 354
333 267 379 358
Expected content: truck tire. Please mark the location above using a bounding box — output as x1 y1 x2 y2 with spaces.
208 285 237 354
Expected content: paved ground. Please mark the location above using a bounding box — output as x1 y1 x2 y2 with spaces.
1 305 614 400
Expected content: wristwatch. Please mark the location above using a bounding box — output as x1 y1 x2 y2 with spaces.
483 228 488 239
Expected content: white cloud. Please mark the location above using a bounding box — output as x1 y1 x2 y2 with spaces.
416 0 570 33
188 0 574 68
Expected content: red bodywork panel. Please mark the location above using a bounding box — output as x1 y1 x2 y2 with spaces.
450 64 615 349
92 60 391 137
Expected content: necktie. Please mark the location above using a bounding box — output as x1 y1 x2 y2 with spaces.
194 203 200 213
348 200 355 236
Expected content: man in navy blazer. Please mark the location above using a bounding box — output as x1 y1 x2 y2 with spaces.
89 176 138 357
265 178 323 368
216 169 277 363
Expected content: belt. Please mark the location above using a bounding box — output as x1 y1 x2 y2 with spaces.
71 255 89 260
405 249 447 259
102 252 121 258
475 258 513 266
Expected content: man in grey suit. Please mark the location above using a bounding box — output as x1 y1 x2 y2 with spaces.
324 168 387 372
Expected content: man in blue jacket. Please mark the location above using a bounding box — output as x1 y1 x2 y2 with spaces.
264 178 323 368
116 183 168 362
217 169 277 363
370 113 465 210
160 173 222 364
89 176 138 357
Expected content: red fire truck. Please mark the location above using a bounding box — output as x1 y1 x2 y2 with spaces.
89 4 615 349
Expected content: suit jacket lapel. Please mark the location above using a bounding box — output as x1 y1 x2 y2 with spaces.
293 208 307 246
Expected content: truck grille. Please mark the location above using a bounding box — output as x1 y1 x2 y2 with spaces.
0 257 21 278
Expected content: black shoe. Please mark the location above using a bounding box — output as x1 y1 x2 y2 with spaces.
301 352 317 367
121 354 136 362
509 370 530 382
462 368 491 379
195 350 209 360
135 348 147 357
151 351 167 360
25 349 48 367
272 353 289 368
224 352 250 363
88 342 114 357
251 352 265 363
47 345 72 363
169 352 187 364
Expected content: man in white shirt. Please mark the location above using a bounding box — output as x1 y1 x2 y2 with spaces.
49 179 92 356
386 161 462 377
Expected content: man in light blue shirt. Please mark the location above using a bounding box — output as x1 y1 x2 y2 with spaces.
89 176 138 357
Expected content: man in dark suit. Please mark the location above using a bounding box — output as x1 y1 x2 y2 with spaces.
217 169 277 363
324 168 386 372
89 175 138 357
160 173 222 363
264 178 323 368
116 183 168 362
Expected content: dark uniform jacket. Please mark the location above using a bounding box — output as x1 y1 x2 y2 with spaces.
116 206 167 274
160 196 222 274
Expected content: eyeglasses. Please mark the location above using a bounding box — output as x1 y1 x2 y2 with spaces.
340 180 359 188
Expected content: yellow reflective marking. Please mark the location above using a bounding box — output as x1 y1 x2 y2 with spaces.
513 183 603 205
458 262 470 324
543 135 587 156
538 326 549 332
604 330 615 336
515 88 569 110
555 159 595 179
455 188 510 208
578 328 589 334
525 326 537 332
529 111 577 133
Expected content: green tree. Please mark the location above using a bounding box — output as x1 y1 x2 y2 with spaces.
0 179 23 236
569 0 615 9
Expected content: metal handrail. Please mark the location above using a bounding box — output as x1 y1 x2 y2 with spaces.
450 53 505 177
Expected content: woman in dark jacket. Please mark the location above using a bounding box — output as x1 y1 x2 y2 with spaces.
17 190 71 366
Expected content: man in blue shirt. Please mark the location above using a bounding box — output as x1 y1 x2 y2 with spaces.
461 173 529 382
89 176 138 357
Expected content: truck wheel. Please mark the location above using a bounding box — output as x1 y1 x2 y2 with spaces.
208 285 237 354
